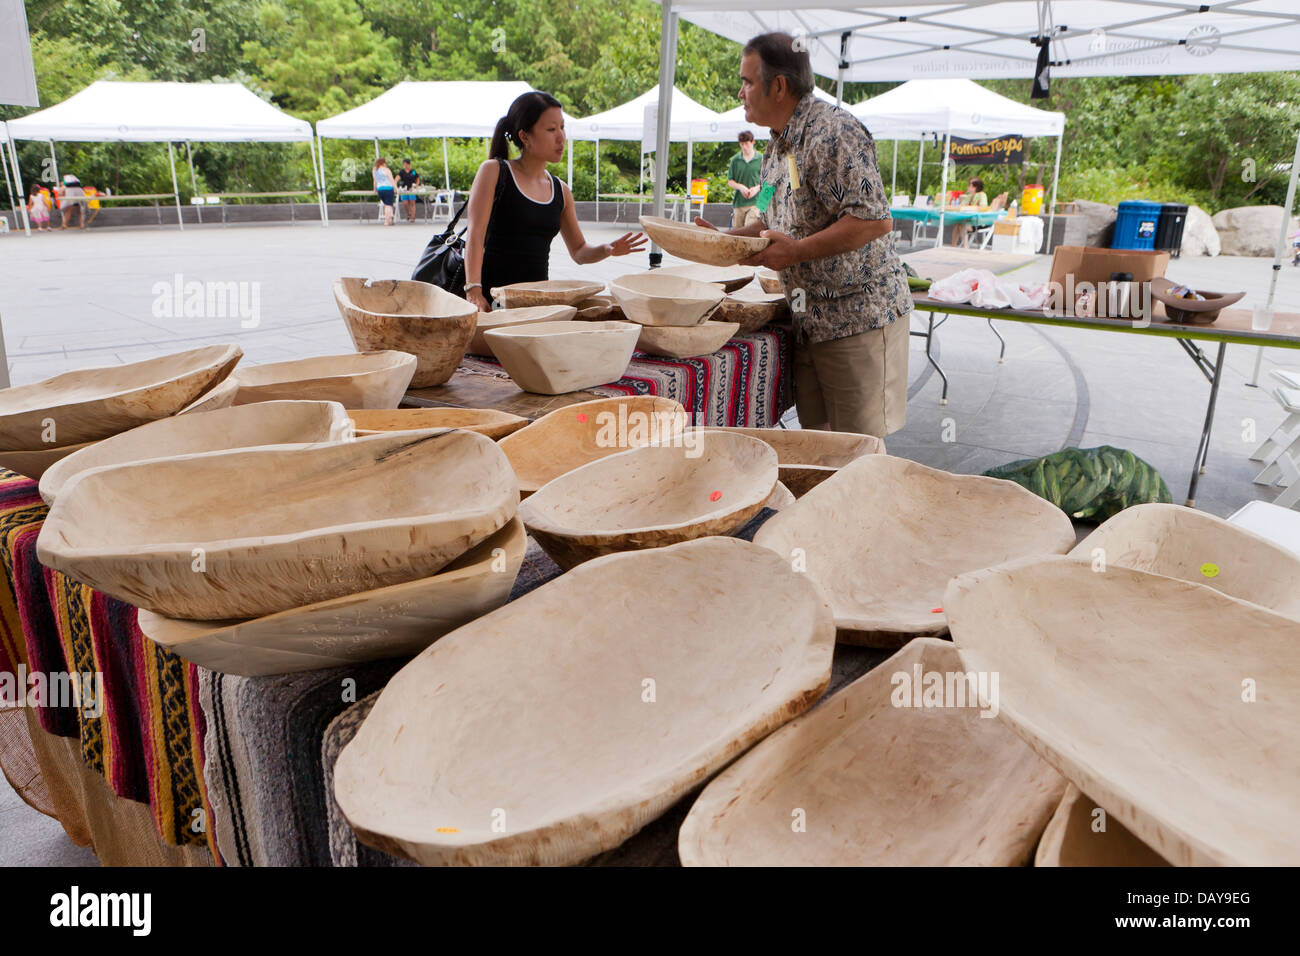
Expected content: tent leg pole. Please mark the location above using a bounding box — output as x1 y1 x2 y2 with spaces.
915 137 924 205
186 141 202 224
686 137 693 220
48 140 59 195
443 137 450 190
567 137 573 190
7 130 29 236
1 139 18 234
936 130 950 248
318 136 330 225
1045 133 1063 253
1253 125 1300 387
651 0 678 244
595 139 600 221
308 135 326 227
374 137 380 161
167 142 184 230
891 139 897 201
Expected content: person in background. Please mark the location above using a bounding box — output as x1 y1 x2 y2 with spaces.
27 183 51 232
373 158 397 225
396 158 420 223
698 32 912 437
950 177 988 246
83 185 102 226
461 91 645 314
59 174 88 230
727 130 763 229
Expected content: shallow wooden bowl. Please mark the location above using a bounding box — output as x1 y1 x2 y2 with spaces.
638 215 769 267
178 376 239 414
658 264 754 293
0 442 93 482
39 400 352 506
498 395 687 495
231 350 416 409
135 517 526 677
704 426 884 497
679 638 1067 866
1070 503 1300 619
716 287 790 334
37 429 519 620
467 305 576 356
334 278 476 388
756 268 783 294
945 555 1300 865
573 295 625 322
1035 784 1171 867
0 343 242 448
347 407 527 441
518 430 778 569
490 280 605 309
753 455 1075 646
333 536 835 866
484 320 640 395
636 321 738 359
608 272 724 327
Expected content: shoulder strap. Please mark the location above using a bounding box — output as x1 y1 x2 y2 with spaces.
441 159 511 238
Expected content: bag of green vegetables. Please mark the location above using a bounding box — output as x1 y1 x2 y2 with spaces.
982 445 1172 521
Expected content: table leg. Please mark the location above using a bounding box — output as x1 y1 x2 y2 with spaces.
1185 342 1227 508
987 318 1007 363
923 312 949 405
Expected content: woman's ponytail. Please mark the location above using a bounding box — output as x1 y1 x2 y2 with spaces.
489 116 512 161
489 92 563 161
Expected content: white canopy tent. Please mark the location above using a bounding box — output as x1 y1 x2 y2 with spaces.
713 86 838 140
5 80 320 234
0 120 21 233
317 81 582 214
646 0 1299 314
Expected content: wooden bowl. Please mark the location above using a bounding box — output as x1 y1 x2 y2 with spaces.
704 426 884 497
518 430 778 569
135 517 526 677
679 638 1067 866
636 321 738 359
763 481 795 511
756 268 783 294
39 400 353 507
178 376 239 414
717 287 790 334
37 429 519 620
334 278 476 388
231 350 416 409
467 305 576 356
333 536 835 866
658 264 754 293
0 442 92 482
1150 277 1246 325
945 555 1300 865
498 395 687 495
1035 784 1171 867
490 279 605 309
347 407 527 441
1070 503 1300 618
638 215 769 267
608 273 724 327
484 320 640 395
0 344 242 448
573 295 625 322
754 455 1075 646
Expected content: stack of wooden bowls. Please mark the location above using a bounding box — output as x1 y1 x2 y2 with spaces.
609 272 738 359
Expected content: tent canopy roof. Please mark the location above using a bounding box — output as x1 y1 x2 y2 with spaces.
663 0 1300 81
714 86 838 140
6 80 313 142
569 86 725 141
851 78 1064 139
317 81 576 139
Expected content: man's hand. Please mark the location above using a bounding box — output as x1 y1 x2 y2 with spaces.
741 230 801 270
746 185 760 199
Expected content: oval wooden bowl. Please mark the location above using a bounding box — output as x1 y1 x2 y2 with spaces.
490 280 605 309
484 320 640 395
334 277 476 388
573 295 625 322
679 638 1067 866
347 407 528 441
716 288 790 334
333 536 835 866
0 344 242 449
636 321 738 359
468 305 577 356
704 426 885 497
1150 278 1246 325
37 429 519 620
945 555 1300 865
39 400 353 507
518 430 778 570
1035 784 1171 867
658 264 754 293
0 442 93 482
135 517 526 677
608 272 724 327
638 215 769 267
756 268 783 294
1070 502 1300 619
178 376 239 414
754 455 1076 646
231 350 416 409
763 481 795 511
498 395 687 495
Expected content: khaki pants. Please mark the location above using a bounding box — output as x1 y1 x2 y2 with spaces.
793 318 909 437
732 205 761 230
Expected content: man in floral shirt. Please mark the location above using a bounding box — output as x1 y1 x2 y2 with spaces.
697 32 913 436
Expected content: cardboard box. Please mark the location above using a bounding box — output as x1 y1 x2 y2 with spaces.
1048 246 1170 317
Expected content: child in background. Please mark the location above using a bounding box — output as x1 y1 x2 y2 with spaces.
27 184 51 231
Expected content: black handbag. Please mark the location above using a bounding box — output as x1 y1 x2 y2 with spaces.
411 160 506 297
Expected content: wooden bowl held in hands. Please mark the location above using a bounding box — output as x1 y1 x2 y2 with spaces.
638 215 769 267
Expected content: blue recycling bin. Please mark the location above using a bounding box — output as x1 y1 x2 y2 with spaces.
1112 199 1163 250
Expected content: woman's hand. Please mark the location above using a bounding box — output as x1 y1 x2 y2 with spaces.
466 287 492 312
608 232 648 257
693 217 718 230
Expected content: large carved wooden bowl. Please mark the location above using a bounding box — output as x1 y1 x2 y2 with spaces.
484 321 640 395
230 350 416 408
658 263 754 293
347 407 527 441
467 305 576 357
490 280 605 309
638 215 769 267
703 426 884 497
635 321 738 359
608 272 724 327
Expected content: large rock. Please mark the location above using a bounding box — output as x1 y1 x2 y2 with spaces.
1072 200 1117 248
1181 205 1220 257
1212 205 1288 257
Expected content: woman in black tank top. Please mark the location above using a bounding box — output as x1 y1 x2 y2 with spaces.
462 91 647 313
